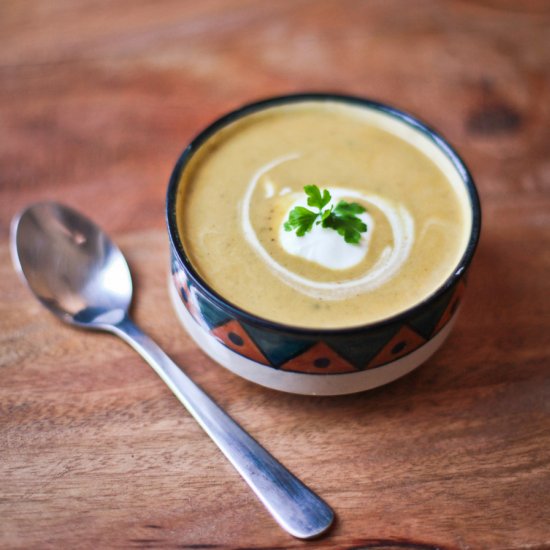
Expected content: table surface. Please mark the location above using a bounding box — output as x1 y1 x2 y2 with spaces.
1 1 549 548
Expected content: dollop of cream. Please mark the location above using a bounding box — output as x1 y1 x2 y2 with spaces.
241 154 415 300
279 191 373 270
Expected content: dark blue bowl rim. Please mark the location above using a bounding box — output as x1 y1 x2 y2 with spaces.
166 92 482 337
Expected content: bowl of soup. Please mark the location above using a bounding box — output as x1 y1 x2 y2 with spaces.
166 93 481 395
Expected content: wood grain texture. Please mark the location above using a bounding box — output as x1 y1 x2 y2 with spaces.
1 1 549 548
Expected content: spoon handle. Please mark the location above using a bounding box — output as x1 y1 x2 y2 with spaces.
109 315 334 540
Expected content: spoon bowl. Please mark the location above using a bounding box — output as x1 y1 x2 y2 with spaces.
10 201 334 540
11 202 131 327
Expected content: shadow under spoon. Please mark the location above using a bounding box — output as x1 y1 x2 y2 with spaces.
10 201 334 540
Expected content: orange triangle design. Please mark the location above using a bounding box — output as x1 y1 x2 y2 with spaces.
280 342 357 374
432 281 466 336
211 320 269 365
367 326 426 369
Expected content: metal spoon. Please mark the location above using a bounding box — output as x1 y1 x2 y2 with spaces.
10 201 334 540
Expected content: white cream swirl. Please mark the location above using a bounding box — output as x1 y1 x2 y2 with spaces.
241 154 415 300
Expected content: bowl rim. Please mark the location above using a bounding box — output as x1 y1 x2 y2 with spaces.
166 92 482 337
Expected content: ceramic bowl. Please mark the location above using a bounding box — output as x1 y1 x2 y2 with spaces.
166 93 481 395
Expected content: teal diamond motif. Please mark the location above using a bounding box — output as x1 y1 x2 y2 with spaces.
195 294 232 329
408 286 455 339
325 324 399 370
241 323 314 368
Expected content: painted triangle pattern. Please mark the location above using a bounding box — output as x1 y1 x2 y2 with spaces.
240 322 313 368
171 263 186 299
172 255 467 374
367 325 426 369
172 270 200 319
279 342 357 374
195 293 232 330
325 324 399 370
432 280 466 336
408 288 454 340
211 320 270 366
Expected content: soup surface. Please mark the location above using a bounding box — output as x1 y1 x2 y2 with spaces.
176 101 471 328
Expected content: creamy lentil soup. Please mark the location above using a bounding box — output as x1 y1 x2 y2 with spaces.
176 101 471 328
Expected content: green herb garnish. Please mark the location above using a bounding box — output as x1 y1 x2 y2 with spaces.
284 185 367 244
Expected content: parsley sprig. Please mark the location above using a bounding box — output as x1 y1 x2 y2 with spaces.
283 185 367 244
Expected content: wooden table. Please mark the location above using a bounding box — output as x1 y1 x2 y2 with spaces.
1 1 549 548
